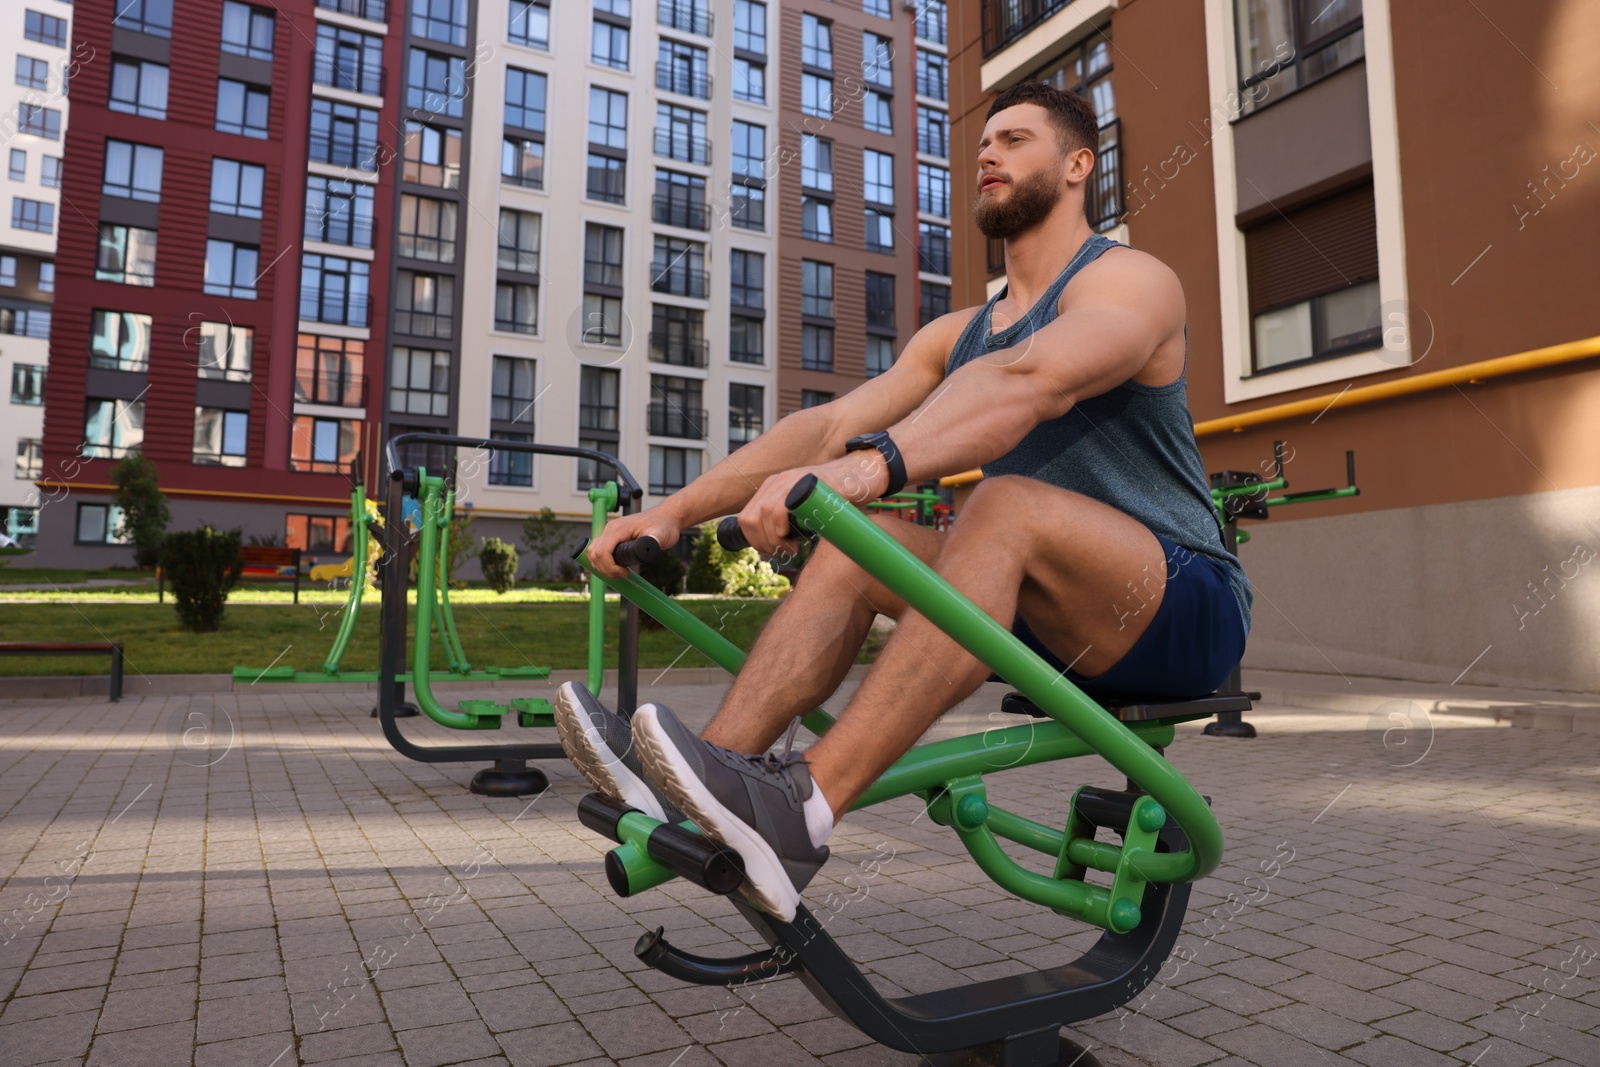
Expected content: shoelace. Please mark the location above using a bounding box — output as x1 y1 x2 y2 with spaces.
721 716 808 805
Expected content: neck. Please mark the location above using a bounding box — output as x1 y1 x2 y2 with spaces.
999 210 1096 312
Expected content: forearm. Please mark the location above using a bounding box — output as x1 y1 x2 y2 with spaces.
658 407 843 527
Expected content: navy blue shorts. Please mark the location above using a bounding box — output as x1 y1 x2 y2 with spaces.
1008 533 1247 704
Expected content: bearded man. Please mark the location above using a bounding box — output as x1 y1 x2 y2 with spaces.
557 81 1251 922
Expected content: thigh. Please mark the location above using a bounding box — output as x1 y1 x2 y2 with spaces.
802 512 945 622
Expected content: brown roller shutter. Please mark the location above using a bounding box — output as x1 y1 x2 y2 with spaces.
1245 184 1378 315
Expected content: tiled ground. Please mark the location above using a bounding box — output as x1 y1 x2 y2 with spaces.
1 680 1597 1066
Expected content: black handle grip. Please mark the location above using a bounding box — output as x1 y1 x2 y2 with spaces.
716 516 808 552
613 536 661 568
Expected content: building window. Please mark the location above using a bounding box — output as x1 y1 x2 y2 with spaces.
1236 0 1364 116
648 374 705 439
862 32 893 89
193 408 249 467
16 438 42 481
801 325 833 372
732 58 765 104
17 56 50 91
729 184 764 231
916 52 947 101
300 254 370 325
304 177 376 248
505 68 548 131
649 446 701 495
17 103 61 140
309 99 379 167
25 10 68 47
497 209 541 274
491 355 536 425
406 122 462 188
502 137 544 189
395 270 454 339
110 59 169 120
0 306 49 338
728 383 763 452
7 149 22 182
11 198 53 234
315 23 384 95
730 249 763 310
102 142 156 205
412 0 468 46
509 0 551 49
114 0 174 37
588 87 629 202
659 0 711 37
584 223 625 289
651 236 707 298
918 164 951 217
866 208 894 253
90 311 153 372
801 260 834 318
76 504 129 545
866 335 894 378
800 390 832 409
863 0 891 17
863 91 893 135
658 39 710 98
863 149 894 206
0 255 15 286
82 398 145 458
592 19 630 70
217 79 271 139
1247 185 1380 372
651 304 706 367
582 294 622 346
865 271 895 331
211 158 265 218
578 365 620 490
487 433 534 487
10 364 46 405
918 109 949 157
222 3 276 61
197 322 253 382
730 315 762 364
801 137 833 192
656 104 709 164
802 14 832 70
41 156 61 189
920 282 951 326
733 0 766 54
654 169 708 230
801 74 833 120
38 261 53 292
407 48 467 118
915 0 948 45
389 348 451 416
397 195 457 264
919 222 951 276
496 281 540 335
206 240 260 300
295 334 361 405
290 416 361 474
284 513 351 554
96 225 157 286
732 121 766 181
802 197 833 243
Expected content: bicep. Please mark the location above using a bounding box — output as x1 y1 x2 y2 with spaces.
812 312 970 441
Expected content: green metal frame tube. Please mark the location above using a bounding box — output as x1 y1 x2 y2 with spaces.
788 482 1222 883
408 475 483 729
587 483 618 695
434 485 471 673
322 483 368 674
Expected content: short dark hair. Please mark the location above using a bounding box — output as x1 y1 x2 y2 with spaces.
986 81 1099 156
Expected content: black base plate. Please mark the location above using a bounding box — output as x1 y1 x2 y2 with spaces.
469 765 548 797
920 1035 1104 1067
371 704 420 718
1203 719 1257 738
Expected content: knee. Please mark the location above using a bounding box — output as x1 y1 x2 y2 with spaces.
951 475 1036 537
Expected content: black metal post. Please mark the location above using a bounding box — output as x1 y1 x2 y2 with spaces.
1204 514 1257 738
109 643 123 702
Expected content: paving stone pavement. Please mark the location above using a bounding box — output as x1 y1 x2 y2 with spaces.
1 680 1598 1067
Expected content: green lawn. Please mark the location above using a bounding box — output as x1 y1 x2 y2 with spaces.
0 567 152 586
0 598 805 676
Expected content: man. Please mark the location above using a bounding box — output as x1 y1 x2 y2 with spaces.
556 82 1250 923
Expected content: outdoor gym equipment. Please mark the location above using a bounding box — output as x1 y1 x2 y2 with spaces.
1204 441 1360 737
375 434 646 797
574 475 1244 1067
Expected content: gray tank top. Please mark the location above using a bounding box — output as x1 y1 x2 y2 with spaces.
945 234 1251 629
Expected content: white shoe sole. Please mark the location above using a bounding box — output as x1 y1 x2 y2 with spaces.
632 704 801 922
553 682 668 823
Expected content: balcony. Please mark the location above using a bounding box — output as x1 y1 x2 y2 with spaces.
919 238 951 277
654 129 711 166
866 304 895 331
300 289 371 328
393 308 453 340
295 371 366 408
656 63 712 100
982 0 1081 56
1087 119 1123 231
317 0 386 21
650 332 709 367
658 0 712 37
313 54 383 97
648 402 707 439
650 262 708 299
579 403 619 432
653 193 710 230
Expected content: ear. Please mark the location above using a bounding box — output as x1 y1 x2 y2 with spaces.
1066 145 1096 184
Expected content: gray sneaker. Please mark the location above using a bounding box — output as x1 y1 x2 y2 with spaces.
553 682 686 824
633 702 828 922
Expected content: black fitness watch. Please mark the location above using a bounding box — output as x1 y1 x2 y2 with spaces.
844 431 908 498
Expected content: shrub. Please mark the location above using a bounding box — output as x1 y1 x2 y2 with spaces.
639 547 686 597
163 526 243 632
444 509 477 588
684 521 792 597
685 522 725 593
480 537 518 594
722 554 792 598
110 454 171 569
520 508 571 580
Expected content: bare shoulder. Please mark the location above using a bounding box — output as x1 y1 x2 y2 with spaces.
898 303 988 373
1072 245 1182 303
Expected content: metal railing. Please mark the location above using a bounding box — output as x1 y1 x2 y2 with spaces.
650 263 708 299
652 193 710 230
982 0 1079 56
649 332 709 367
647 402 707 439
580 403 620 432
656 63 712 99
657 0 712 37
654 129 711 165
317 0 386 21
1087 120 1123 232
295 372 366 407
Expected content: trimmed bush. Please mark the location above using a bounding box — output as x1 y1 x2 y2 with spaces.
480 537 518 594
163 526 243 632
723 555 792 598
685 522 725 593
684 521 792 598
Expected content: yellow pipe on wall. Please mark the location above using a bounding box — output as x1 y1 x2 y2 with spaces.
939 333 1600 486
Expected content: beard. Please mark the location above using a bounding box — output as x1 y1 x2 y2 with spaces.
973 163 1064 240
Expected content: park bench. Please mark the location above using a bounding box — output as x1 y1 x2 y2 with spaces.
0 642 124 701
159 545 303 604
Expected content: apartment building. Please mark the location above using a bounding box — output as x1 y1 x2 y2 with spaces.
952 0 1600 690
1 1 74 546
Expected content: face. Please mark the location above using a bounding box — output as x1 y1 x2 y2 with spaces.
973 103 1072 241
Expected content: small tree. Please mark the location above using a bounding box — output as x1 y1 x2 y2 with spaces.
163 526 243 632
444 509 477 588
520 507 569 580
110 454 170 569
685 521 725 593
479 537 518 594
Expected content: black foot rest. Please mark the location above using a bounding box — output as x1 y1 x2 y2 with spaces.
577 793 745 897
1000 690 1253 723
